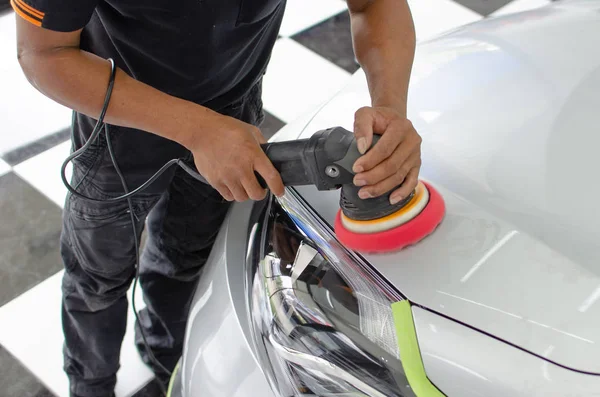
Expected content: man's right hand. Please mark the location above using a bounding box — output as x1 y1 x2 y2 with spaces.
186 113 285 202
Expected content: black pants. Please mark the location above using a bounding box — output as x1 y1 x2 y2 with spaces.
60 83 264 397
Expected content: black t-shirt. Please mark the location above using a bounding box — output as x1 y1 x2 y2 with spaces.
12 0 285 110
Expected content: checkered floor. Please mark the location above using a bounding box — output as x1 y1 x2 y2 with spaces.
0 0 552 396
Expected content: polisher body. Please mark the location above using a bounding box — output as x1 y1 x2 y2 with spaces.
259 126 446 252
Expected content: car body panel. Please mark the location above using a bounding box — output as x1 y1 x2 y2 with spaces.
180 2 600 395
412 307 600 397
180 201 275 397
284 0 600 375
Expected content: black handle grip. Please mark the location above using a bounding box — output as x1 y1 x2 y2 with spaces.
180 127 362 191
256 139 313 188
256 126 363 191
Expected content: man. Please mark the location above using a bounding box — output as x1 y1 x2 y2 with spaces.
13 0 422 395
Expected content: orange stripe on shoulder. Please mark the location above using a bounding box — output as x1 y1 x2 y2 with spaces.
14 0 45 19
10 0 42 27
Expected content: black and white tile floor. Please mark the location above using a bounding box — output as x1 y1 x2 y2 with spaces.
0 0 552 395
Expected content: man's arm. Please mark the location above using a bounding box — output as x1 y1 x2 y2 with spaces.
15 18 284 201
347 0 422 205
348 0 415 115
16 22 206 149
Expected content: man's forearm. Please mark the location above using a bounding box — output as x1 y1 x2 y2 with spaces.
348 0 416 116
18 47 216 149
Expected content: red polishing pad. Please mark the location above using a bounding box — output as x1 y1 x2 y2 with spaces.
334 181 445 253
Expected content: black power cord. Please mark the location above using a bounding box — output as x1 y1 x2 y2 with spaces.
60 58 194 396
105 128 171 396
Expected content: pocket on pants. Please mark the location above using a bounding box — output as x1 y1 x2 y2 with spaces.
62 192 156 277
68 184 158 223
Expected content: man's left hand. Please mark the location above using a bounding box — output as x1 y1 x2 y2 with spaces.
352 106 422 205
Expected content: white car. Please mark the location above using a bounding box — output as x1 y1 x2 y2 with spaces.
168 1 600 396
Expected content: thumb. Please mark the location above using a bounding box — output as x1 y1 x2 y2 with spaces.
353 107 375 155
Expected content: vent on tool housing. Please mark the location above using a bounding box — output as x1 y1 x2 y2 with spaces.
339 191 359 213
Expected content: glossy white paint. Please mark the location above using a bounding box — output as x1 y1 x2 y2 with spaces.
181 2 600 395
412 307 600 397
282 0 600 376
180 201 275 397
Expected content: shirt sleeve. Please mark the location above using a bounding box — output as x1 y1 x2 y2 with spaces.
10 0 99 32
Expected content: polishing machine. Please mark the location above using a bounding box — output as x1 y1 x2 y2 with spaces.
255 126 445 253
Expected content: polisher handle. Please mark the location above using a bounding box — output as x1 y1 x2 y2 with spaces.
258 126 364 190
258 139 313 187
182 127 361 190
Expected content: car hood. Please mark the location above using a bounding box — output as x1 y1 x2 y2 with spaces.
274 0 600 375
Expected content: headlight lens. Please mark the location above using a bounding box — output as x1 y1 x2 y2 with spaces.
247 189 414 397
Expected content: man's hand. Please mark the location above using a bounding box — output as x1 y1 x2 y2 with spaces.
347 0 418 205
352 106 422 205
186 114 285 202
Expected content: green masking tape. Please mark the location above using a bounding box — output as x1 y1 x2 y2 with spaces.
166 360 181 397
391 300 446 397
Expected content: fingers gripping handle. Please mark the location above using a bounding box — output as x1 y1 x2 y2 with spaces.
183 126 363 191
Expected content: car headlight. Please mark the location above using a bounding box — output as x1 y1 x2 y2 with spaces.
246 189 416 397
